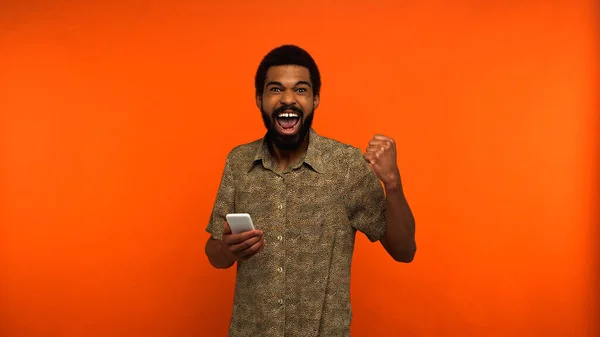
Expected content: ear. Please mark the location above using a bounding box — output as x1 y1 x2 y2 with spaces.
313 94 320 110
255 93 262 110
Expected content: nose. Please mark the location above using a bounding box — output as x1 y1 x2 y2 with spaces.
280 89 296 105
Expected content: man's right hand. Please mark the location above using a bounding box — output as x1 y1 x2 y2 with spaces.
221 222 266 262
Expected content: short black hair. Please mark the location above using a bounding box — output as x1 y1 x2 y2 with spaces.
254 44 321 97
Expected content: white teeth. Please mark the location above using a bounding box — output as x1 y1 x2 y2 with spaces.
278 112 299 118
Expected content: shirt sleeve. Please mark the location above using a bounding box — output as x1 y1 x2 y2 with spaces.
205 152 236 241
346 148 387 242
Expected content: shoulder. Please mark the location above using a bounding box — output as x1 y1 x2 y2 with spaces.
315 132 360 154
228 138 262 158
222 137 263 170
313 132 365 170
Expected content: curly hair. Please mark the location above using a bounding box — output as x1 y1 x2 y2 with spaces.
254 44 321 97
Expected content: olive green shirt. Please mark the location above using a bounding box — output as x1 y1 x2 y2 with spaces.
206 128 387 337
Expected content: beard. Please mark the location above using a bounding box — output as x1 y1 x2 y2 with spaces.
261 104 314 152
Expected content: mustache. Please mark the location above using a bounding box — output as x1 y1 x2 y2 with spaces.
272 104 303 118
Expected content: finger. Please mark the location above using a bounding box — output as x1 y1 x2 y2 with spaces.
237 237 266 259
374 134 391 140
253 238 267 255
224 230 261 246
369 139 386 146
230 234 263 253
377 136 395 149
365 150 382 159
365 146 380 153
229 233 264 253
370 138 395 146
241 237 266 258
363 152 376 164
223 229 263 245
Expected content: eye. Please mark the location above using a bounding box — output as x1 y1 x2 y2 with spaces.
270 87 281 92
296 88 307 93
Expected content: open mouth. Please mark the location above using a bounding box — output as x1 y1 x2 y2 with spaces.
275 111 300 134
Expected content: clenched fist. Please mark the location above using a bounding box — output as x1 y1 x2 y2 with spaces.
363 134 401 191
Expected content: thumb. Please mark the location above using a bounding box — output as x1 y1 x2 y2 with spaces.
223 221 232 235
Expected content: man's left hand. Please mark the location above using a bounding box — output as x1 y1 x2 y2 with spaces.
363 134 401 191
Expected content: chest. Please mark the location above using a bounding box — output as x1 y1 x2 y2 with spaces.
233 167 350 239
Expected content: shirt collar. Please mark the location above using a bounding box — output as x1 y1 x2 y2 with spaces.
250 128 325 174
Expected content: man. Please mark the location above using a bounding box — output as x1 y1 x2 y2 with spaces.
205 44 416 337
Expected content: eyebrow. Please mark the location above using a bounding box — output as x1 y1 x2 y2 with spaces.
266 80 312 88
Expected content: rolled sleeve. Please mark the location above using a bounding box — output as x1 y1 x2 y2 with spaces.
346 149 387 242
205 153 236 240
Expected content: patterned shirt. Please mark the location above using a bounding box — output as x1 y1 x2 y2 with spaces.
206 128 387 337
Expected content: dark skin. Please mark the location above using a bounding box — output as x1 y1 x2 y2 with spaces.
364 135 417 262
205 65 415 269
259 65 319 170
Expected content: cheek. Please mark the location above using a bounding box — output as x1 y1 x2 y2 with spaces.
261 98 278 112
303 99 315 115
299 97 314 111
259 102 270 114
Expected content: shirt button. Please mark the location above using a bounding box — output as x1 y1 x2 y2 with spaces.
277 235 283 241
278 299 284 305
277 266 283 272
278 204 283 210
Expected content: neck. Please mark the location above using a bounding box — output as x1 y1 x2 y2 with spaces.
269 133 310 171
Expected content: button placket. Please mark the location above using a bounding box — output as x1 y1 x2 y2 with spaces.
275 172 287 316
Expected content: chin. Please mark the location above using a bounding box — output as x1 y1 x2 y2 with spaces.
267 125 304 150
262 110 314 151
272 133 304 151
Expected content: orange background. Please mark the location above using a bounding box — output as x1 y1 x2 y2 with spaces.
1 1 598 336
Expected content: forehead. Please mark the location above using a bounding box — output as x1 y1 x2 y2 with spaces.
265 65 311 86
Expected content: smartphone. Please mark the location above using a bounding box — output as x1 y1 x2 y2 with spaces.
226 213 255 234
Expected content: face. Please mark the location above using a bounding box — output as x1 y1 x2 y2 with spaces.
256 65 320 152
